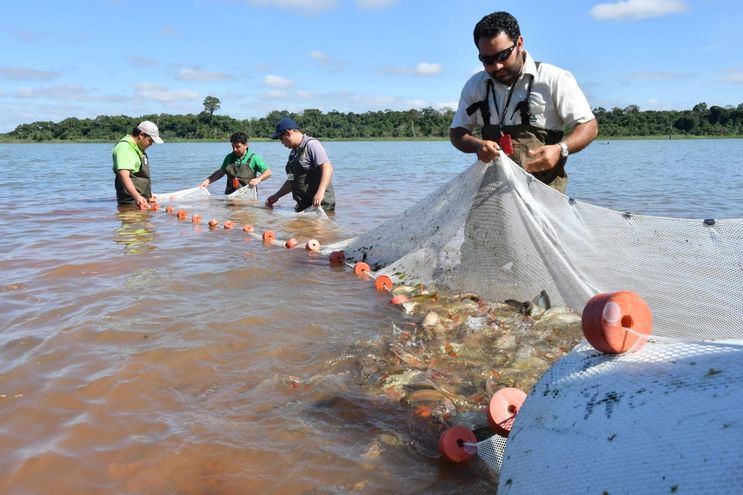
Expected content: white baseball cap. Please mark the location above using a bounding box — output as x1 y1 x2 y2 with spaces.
136 120 164 144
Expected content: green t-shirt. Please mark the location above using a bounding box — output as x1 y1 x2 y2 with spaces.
112 135 144 174
219 150 269 175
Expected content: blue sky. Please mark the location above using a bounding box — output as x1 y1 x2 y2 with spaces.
1 0 741 132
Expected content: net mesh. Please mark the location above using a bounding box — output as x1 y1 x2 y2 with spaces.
326 156 743 481
329 156 743 341
153 186 210 202
498 339 743 494
226 185 258 202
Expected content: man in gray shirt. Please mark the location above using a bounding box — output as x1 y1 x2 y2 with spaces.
265 117 336 212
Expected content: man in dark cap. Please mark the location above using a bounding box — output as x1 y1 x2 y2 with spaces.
265 117 336 212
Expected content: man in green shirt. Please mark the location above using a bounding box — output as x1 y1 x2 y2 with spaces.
199 132 272 195
112 120 163 208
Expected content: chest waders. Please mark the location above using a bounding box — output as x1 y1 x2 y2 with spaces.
466 65 568 193
285 139 336 212
223 152 256 195
115 141 151 205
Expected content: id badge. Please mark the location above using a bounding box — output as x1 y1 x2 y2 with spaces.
232 178 240 189
287 173 294 181
499 133 514 156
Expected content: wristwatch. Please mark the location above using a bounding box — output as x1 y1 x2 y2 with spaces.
558 141 569 158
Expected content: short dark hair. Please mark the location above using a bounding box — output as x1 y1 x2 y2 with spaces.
230 131 248 144
131 126 145 137
473 11 520 46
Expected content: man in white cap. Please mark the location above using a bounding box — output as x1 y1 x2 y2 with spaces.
112 120 164 208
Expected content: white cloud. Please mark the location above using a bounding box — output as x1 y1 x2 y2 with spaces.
245 88 454 117
134 83 199 102
128 57 159 68
261 89 289 99
245 0 337 13
310 51 329 62
13 84 120 101
382 62 443 76
625 71 693 80
723 73 743 84
0 67 61 81
356 0 397 9
309 50 347 71
436 100 458 111
413 62 442 76
590 0 688 20
177 68 232 81
264 74 294 88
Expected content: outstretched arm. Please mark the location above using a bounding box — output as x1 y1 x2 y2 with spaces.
200 169 225 188
265 180 293 207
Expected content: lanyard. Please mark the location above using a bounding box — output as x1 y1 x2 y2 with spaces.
491 80 519 126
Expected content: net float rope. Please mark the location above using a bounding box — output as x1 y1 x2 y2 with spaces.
158 205 401 298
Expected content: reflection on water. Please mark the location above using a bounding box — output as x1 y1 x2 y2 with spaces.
114 208 157 255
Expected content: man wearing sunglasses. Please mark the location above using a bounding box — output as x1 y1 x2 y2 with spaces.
450 11 597 193
112 120 164 208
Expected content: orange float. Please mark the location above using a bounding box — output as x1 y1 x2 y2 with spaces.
223 221 235 229
581 290 652 353
285 237 298 248
191 214 201 224
149 202 159 211
390 294 408 305
374 274 393 292
165 205 175 214
328 251 346 265
305 239 321 252
354 262 371 277
176 210 188 221
262 230 276 243
438 426 477 463
208 218 219 228
242 224 255 232
487 387 527 437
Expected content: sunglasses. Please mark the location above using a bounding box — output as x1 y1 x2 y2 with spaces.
478 43 517 65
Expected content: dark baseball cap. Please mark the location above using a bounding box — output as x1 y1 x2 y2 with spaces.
270 117 300 139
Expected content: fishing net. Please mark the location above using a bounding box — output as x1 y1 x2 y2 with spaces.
329 156 743 341
226 185 258 202
152 186 210 202
326 155 743 485
498 339 743 494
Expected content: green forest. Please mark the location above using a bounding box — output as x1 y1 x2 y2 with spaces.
3 100 743 142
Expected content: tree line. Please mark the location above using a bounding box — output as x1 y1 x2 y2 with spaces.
4 102 743 142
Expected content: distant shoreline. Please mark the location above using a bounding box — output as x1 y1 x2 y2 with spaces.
1 135 742 144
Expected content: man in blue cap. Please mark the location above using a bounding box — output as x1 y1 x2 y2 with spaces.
265 117 336 212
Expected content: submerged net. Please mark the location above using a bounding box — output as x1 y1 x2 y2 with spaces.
329 156 743 341
153 186 210 202
226 185 258 202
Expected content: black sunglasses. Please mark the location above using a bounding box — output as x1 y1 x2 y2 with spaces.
478 43 517 65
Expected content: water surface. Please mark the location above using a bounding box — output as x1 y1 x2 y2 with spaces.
0 139 741 494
